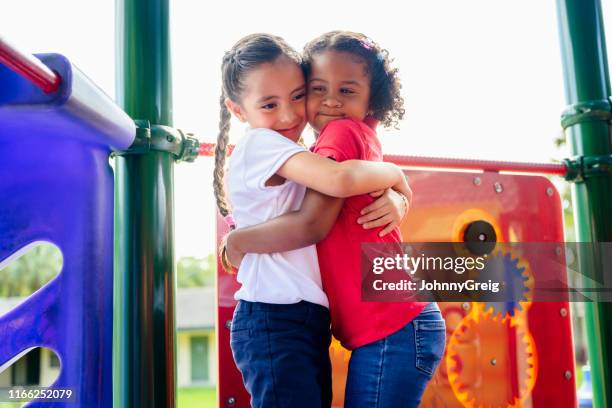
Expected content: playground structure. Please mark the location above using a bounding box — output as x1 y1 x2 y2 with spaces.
0 0 611 407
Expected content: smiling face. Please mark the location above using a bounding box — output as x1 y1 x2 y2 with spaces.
306 50 371 134
228 56 307 142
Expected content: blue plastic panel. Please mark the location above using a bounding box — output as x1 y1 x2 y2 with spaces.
0 53 133 407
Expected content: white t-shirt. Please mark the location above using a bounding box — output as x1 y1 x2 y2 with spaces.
227 128 329 308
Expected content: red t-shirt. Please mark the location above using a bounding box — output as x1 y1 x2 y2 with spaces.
313 118 427 350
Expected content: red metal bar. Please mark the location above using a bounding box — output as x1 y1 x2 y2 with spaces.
198 142 568 176
0 36 61 93
384 154 568 176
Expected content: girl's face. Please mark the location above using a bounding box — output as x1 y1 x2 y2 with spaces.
227 56 306 142
306 50 371 133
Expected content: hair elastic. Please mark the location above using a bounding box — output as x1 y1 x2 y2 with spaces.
224 214 236 228
360 38 374 50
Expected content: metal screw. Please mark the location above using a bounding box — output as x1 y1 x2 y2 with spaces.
225 320 232 330
461 302 470 311
564 370 572 380
555 246 562 256
560 308 568 317
227 396 236 406
494 182 503 193
166 135 175 142
490 358 497 366
546 187 554 196
473 177 482 186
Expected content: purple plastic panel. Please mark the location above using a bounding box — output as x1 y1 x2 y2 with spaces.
0 53 135 150
0 53 134 407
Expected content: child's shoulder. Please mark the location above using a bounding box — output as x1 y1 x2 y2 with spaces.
240 127 298 149
246 127 286 140
233 128 303 164
321 117 369 135
319 118 377 146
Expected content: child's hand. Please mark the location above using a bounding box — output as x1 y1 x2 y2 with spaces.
220 232 244 271
357 188 409 237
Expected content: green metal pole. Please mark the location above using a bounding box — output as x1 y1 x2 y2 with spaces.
114 0 177 407
557 1 612 407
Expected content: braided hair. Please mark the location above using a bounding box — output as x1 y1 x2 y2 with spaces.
214 34 302 223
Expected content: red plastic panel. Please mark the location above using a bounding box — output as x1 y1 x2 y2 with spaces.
217 169 576 408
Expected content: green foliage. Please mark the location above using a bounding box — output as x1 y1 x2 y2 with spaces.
561 184 575 241
0 244 62 297
176 254 216 288
554 128 567 148
552 128 575 240
0 248 216 296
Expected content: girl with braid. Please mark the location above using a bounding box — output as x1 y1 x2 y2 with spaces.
225 32 446 408
215 33 412 408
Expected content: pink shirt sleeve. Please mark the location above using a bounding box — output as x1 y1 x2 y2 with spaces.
312 119 365 162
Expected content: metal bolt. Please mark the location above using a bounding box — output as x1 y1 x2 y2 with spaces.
227 396 236 406
560 308 568 317
564 370 572 380
494 182 503 193
461 302 470 311
166 135 175 142
225 320 232 330
473 177 482 186
546 187 554 196
490 358 497 366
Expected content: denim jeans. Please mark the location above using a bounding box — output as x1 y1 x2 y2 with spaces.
345 302 446 408
230 300 332 408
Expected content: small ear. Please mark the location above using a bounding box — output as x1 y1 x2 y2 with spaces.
225 98 246 123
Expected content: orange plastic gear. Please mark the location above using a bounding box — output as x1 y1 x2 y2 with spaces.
329 336 351 407
446 313 538 408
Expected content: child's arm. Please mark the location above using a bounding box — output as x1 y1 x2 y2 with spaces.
276 152 411 198
225 187 410 267
225 189 344 267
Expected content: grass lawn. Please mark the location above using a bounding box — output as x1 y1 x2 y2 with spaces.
178 386 217 408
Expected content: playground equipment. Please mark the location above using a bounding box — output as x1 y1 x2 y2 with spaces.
0 49 134 406
1 0 611 407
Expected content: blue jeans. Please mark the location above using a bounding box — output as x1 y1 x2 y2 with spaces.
345 302 446 408
230 300 332 408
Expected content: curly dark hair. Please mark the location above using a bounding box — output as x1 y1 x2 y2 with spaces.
303 31 405 129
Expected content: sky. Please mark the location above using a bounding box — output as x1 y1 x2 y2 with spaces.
2 0 612 258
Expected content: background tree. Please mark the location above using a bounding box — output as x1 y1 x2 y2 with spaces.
0 243 62 297
176 254 216 288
